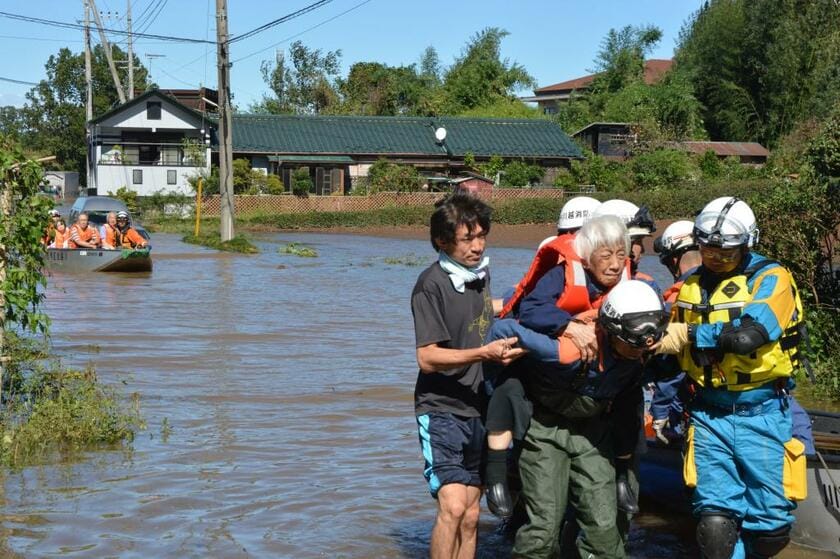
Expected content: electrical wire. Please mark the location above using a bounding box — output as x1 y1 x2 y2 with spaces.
0 76 39 86
227 0 335 44
135 0 168 35
232 0 373 63
0 10 214 44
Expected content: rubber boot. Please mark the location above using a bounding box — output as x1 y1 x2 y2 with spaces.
485 449 513 519
615 458 639 514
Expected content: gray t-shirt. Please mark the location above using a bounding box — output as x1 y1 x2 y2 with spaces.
411 263 494 417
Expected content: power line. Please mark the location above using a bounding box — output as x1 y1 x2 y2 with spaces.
0 10 214 44
135 0 167 35
227 0 335 44
0 76 39 86
232 0 373 63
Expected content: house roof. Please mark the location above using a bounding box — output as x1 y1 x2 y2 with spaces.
534 59 674 95
89 88 208 125
230 114 582 159
571 122 633 137
679 141 770 158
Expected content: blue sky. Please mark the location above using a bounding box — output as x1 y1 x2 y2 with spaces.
1 0 705 110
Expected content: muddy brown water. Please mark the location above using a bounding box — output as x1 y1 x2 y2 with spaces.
0 232 834 558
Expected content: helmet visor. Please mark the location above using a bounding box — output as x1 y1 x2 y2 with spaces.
693 211 751 248
600 310 668 348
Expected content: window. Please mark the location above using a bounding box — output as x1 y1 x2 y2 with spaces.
133 169 143 185
147 102 162 120
167 170 177 185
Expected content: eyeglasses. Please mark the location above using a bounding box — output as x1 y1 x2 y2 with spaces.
699 245 741 263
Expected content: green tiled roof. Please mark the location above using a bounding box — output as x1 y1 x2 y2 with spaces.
231 115 582 159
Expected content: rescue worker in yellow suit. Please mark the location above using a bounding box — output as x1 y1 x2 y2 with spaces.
656 197 808 559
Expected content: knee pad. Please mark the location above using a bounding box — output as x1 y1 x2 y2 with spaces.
696 512 739 559
742 526 791 558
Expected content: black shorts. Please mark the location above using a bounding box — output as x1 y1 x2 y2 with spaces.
416 412 485 497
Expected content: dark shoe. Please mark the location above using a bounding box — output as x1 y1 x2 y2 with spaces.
485 482 514 519
616 476 640 514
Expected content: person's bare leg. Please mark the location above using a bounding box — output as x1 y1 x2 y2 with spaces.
488 430 512 450
456 486 482 559
431 483 469 559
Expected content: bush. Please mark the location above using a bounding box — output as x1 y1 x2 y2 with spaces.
367 158 424 193
630 148 696 189
292 168 313 196
501 160 544 187
107 186 139 215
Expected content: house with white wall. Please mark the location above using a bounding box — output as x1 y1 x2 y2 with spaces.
87 89 212 196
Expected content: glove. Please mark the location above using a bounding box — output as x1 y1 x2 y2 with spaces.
652 418 670 445
655 323 689 355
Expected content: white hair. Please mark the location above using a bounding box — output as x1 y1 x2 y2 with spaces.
573 215 630 264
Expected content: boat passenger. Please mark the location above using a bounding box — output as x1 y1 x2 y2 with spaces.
49 219 69 249
114 211 148 249
505 279 668 559
656 197 808 559
68 212 101 249
411 192 525 559
42 208 61 245
100 211 118 249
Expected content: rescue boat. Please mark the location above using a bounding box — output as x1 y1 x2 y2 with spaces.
46 247 152 273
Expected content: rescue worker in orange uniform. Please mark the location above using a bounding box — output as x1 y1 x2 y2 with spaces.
114 211 148 249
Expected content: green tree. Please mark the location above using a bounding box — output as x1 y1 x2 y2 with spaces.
591 25 663 93
0 106 25 140
20 46 149 185
442 28 535 113
676 0 840 146
418 46 442 88
254 41 341 114
0 139 53 370
337 62 427 115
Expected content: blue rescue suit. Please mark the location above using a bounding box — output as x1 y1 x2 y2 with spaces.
675 253 808 559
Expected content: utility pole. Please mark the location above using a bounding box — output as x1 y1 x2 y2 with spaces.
127 0 133 99
216 0 234 241
84 0 94 192
88 0 126 104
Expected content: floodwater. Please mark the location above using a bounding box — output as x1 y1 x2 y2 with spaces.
0 232 834 558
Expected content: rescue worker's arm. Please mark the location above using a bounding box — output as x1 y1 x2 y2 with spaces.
125 228 148 248
518 266 572 335
693 266 795 354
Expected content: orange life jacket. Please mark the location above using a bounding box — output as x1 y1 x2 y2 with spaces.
662 280 684 306
52 228 69 248
118 227 146 249
500 233 577 318
101 223 118 248
500 233 631 318
68 224 100 249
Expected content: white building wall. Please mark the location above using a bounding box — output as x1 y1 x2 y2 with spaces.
95 164 201 196
96 99 205 130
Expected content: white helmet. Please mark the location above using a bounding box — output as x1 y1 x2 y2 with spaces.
654 220 698 263
593 199 656 238
599 280 668 348
694 196 758 248
557 196 602 231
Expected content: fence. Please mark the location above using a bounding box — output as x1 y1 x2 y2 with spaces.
199 189 569 216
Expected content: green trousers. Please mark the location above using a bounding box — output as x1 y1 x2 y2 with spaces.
512 405 626 559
